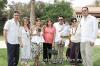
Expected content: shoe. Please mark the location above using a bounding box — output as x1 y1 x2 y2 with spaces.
58 61 63 64
43 59 48 62
48 62 51 64
52 61 57 64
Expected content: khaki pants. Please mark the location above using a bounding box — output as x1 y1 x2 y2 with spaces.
52 42 64 63
80 42 93 66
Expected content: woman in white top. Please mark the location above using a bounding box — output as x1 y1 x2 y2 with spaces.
19 17 31 66
31 19 44 66
68 18 82 66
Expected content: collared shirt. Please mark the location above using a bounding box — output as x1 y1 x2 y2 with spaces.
80 15 98 42
53 22 70 42
4 18 20 44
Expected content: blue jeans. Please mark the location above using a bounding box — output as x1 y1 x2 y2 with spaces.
7 43 19 66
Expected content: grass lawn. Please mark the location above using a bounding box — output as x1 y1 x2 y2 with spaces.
0 35 4 41
0 46 100 66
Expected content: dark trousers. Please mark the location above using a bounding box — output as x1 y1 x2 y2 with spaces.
43 43 52 61
7 43 20 66
69 42 82 64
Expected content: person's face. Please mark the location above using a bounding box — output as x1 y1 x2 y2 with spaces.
48 20 52 26
72 20 77 26
58 17 64 24
36 21 41 26
82 8 88 17
14 13 20 20
23 19 28 25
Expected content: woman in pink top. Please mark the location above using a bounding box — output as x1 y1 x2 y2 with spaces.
43 19 56 62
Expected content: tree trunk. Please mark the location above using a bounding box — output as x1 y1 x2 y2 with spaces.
30 0 35 28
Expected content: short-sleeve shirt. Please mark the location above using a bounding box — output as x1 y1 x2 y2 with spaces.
3 18 20 44
44 27 56 44
53 22 70 42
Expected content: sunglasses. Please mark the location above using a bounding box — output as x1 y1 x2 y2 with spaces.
73 20 77 22
82 10 88 12
59 19 63 20
15 15 20 16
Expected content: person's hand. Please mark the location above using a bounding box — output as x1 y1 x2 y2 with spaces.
60 40 63 44
90 42 94 47
5 40 7 44
43 25 46 29
20 43 23 48
61 35 65 38
52 43 54 48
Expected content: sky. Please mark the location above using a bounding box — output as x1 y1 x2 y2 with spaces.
7 0 96 7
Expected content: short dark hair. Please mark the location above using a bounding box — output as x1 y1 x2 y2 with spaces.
71 18 77 22
58 16 64 19
14 10 20 14
82 7 88 10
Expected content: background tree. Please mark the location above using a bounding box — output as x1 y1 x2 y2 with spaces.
8 2 30 19
95 0 100 6
41 2 73 22
7 1 45 19
7 1 73 25
35 1 45 18
0 0 7 35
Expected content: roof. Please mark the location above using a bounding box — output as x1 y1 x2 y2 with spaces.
73 7 100 13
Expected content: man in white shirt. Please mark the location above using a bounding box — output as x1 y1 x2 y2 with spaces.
53 16 70 63
80 7 98 66
3 11 20 66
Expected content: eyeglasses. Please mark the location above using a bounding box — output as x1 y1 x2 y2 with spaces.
82 9 88 12
58 19 63 20
15 15 20 16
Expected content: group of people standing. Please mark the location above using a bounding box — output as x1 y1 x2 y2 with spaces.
3 6 98 66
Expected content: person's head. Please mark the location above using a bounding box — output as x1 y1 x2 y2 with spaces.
46 19 53 27
22 17 30 29
35 20 41 27
23 17 29 25
13 11 20 21
58 16 64 25
36 18 41 22
71 18 77 27
34 18 41 27
81 7 89 17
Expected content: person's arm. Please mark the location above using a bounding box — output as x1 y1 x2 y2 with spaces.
90 17 98 46
3 20 10 44
52 28 56 48
19 37 23 48
42 26 45 39
68 27 71 43
18 27 23 48
67 27 72 47
3 30 8 44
